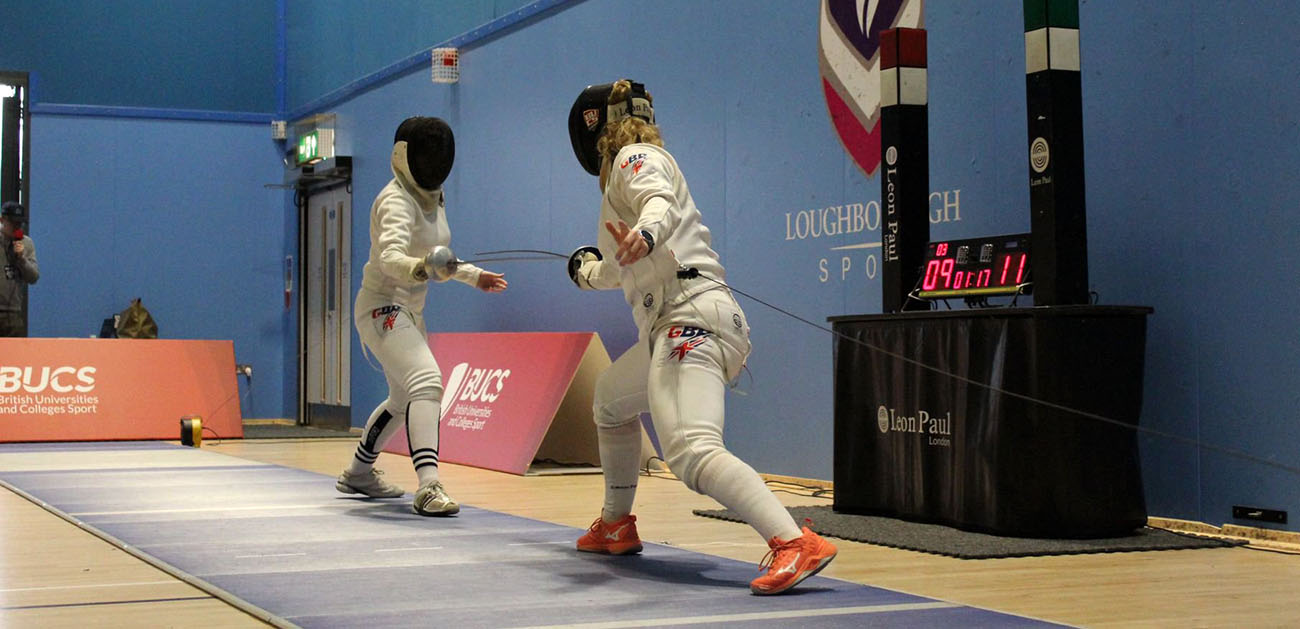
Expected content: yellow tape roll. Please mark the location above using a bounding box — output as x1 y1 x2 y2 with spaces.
180 416 203 447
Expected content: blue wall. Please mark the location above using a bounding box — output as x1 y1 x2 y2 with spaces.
285 0 537 113
0 0 538 115
9 0 1299 531
327 0 1300 530
0 0 277 112
336 0 1015 488
27 115 289 423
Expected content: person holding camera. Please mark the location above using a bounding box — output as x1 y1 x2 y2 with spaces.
0 202 38 337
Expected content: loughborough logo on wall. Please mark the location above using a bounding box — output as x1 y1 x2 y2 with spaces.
818 0 925 178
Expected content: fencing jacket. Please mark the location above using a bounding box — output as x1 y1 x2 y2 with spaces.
358 142 483 317
575 143 726 339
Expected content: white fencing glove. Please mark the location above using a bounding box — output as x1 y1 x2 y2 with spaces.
410 260 431 281
567 246 602 289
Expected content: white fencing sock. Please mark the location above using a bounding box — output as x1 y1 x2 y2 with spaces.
695 451 803 543
347 403 403 476
598 419 643 522
406 399 442 486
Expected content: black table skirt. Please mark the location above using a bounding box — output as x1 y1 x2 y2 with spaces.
830 306 1152 538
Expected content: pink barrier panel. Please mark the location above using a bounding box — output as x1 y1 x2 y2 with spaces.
384 332 611 475
0 338 243 442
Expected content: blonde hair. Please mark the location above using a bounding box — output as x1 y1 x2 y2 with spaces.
596 80 664 164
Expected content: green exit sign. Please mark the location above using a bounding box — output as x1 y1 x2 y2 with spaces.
296 130 321 165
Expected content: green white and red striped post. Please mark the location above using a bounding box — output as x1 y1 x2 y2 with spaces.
1025 0 1089 305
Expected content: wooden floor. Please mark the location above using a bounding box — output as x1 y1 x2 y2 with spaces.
3 438 1298 628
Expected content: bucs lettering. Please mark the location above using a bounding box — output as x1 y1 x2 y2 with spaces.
441 362 512 431
449 365 510 404
667 326 711 361
0 366 97 393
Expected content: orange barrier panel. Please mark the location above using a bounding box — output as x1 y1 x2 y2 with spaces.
0 338 243 442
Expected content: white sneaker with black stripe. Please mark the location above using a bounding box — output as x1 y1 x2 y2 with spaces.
413 481 460 516
336 468 405 498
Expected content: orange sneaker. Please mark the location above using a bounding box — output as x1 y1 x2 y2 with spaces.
749 526 837 595
576 514 643 555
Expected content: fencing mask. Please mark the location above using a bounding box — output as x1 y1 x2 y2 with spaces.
568 81 655 176
394 117 455 191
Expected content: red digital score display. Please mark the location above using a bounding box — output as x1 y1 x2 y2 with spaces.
916 234 1031 298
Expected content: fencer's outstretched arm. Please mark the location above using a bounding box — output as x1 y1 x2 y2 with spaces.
449 259 485 287
474 269 507 292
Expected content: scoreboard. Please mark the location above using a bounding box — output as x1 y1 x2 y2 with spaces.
916 234 1031 299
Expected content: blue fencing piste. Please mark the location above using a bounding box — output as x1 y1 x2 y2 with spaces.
0 442 1062 628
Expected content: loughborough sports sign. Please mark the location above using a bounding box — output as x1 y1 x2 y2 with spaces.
818 0 925 178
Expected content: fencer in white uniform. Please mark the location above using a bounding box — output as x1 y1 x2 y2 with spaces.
336 116 507 516
565 80 836 595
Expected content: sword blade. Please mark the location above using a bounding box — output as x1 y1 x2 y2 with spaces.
473 249 569 259
461 255 563 265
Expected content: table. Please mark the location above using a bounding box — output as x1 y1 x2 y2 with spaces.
829 306 1152 538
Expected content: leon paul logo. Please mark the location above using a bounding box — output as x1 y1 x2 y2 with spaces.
818 0 925 177
876 404 953 447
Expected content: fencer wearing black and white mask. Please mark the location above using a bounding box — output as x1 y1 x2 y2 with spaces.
337 116 507 516
565 80 836 594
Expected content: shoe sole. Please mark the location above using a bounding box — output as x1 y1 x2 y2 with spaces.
749 550 837 596
577 544 643 555
335 482 404 499
413 504 461 517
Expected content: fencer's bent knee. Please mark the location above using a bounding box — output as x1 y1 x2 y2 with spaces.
404 369 444 402
663 441 726 493
592 370 639 429
593 401 639 429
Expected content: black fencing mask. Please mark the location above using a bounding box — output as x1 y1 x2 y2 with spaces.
395 117 455 191
568 81 654 176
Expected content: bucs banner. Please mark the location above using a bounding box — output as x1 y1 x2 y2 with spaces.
829 306 1151 538
0 338 243 442
384 332 626 476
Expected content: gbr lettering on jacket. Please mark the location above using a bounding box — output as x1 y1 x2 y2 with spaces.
0 366 97 393
441 363 510 405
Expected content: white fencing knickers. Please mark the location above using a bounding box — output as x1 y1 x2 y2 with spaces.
592 287 803 543
350 289 445 484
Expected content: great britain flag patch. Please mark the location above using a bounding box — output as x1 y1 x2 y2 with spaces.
667 326 711 361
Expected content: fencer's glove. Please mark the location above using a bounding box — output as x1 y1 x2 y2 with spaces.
411 260 431 282
567 246 603 288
